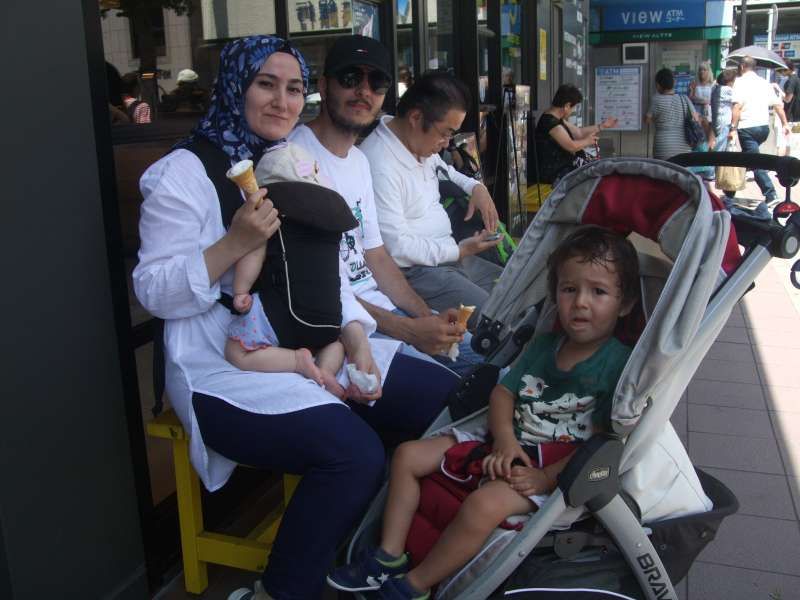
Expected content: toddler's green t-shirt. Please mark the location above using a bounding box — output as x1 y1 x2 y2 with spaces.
500 332 631 445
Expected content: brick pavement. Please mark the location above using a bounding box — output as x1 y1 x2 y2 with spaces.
671 173 800 599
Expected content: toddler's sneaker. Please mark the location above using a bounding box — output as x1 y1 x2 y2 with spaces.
227 580 271 600
377 575 430 600
327 546 409 592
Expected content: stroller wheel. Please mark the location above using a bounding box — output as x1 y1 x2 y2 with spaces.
791 259 800 290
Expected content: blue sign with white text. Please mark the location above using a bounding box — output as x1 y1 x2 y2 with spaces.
595 1 706 31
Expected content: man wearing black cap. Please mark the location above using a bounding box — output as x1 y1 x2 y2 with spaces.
290 35 482 374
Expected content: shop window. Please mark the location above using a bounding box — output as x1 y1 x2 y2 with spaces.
201 0 276 40
501 0 522 87
396 0 413 97
427 0 454 71
289 0 383 121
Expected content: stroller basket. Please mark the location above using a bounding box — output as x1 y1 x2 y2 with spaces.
497 468 737 599
347 155 800 600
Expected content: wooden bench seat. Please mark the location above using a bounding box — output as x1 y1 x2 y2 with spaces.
147 409 299 593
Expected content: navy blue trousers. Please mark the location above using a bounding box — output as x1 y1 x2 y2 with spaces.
193 353 458 599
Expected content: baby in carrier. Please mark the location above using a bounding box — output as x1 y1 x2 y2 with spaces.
327 225 640 599
225 142 357 397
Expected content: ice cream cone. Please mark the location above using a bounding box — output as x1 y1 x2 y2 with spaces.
448 304 476 361
456 304 475 327
226 160 261 205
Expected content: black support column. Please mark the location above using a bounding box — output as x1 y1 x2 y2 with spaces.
1 0 147 597
452 0 480 136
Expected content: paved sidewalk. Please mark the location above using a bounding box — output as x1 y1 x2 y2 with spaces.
672 174 800 599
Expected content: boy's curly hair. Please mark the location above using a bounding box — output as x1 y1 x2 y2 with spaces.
546 225 640 307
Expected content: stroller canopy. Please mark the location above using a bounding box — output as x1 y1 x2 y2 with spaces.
483 158 741 428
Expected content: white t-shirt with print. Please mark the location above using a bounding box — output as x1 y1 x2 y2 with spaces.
290 124 395 311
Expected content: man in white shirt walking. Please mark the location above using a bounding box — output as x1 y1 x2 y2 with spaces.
290 35 484 374
728 56 791 218
359 71 503 325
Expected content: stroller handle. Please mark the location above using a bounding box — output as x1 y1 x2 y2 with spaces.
669 151 800 189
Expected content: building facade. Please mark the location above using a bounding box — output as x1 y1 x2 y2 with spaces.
588 0 735 158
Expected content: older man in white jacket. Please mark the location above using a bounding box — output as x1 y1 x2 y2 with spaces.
360 71 503 327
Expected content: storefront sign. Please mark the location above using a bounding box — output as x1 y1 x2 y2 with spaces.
595 66 642 131
592 1 706 32
754 33 800 60
589 26 732 45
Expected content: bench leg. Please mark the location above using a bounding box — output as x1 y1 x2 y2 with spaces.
173 437 209 594
283 474 300 507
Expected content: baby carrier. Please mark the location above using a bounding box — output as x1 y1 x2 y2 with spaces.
345 154 800 599
185 137 357 349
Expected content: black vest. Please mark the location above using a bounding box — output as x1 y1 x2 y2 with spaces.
184 137 357 350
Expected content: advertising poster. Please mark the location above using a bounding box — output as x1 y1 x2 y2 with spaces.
594 66 641 131
660 48 698 95
506 85 530 237
755 33 800 60
353 0 380 38
290 1 353 33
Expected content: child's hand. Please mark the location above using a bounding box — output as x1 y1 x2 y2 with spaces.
233 293 253 314
507 465 555 497
482 439 532 480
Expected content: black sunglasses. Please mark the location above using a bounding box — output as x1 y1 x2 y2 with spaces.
335 66 392 94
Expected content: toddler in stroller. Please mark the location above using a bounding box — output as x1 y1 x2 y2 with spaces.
328 226 640 599
337 157 759 599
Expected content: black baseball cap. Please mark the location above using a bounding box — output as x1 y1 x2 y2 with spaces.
323 35 392 79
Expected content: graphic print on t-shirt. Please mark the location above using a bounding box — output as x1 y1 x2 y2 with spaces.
340 197 375 287
515 374 595 443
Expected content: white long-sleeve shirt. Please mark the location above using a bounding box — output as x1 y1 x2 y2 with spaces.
133 149 399 491
359 116 480 268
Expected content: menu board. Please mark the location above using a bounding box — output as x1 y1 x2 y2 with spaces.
594 65 641 131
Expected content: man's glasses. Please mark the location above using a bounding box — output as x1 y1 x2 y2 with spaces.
335 66 392 95
431 121 457 143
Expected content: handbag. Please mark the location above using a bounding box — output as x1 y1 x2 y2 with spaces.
681 95 706 148
715 137 746 191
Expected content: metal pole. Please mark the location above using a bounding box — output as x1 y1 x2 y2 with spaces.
739 0 748 49
767 4 776 81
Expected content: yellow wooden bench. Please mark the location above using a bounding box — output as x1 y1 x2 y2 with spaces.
147 409 299 593
525 183 553 213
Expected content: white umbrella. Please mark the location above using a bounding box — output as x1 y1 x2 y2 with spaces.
727 45 788 69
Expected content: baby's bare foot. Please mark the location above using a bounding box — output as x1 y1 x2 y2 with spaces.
294 348 324 386
233 293 253 313
320 369 346 399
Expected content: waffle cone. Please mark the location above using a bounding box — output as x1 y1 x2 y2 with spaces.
447 304 476 362
226 160 259 196
456 304 476 327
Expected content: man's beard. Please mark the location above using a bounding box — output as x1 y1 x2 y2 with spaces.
326 94 379 135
